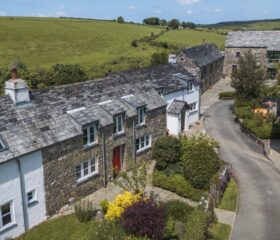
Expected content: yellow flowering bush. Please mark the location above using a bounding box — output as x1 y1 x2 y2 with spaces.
105 191 141 220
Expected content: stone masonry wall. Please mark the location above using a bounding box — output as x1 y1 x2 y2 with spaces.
42 106 167 216
224 47 267 76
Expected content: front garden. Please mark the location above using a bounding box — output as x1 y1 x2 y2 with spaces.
18 135 234 240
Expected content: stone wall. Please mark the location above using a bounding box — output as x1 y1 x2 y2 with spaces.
224 47 267 76
42 106 167 216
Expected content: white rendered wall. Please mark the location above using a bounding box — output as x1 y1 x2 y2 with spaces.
0 160 25 239
0 151 46 239
20 151 47 229
167 113 181 135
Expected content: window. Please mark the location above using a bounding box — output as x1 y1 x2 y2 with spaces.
114 115 124 134
236 52 241 58
136 135 151 153
232 65 238 72
186 82 194 92
83 124 98 146
0 202 13 229
137 107 146 125
27 190 36 205
189 102 197 112
76 158 98 182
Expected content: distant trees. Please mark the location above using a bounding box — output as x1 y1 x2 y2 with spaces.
168 19 181 29
181 21 196 29
116 16 125 23
159 19 167 27
143 17 160 26
231 50 266 99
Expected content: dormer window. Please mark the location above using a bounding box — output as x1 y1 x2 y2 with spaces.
137 107 146 125
186 82 194 92
236 52 241 58
83 124 98 147
114 114 124 134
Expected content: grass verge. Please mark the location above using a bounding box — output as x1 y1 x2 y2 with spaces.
219 178 238 212
209 223 231 240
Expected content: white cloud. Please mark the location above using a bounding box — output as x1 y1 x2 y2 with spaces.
128 5 136 10
176 0 201 5
214 8 222 13
56 6 66 17
37 13 46 17
0 11 7 16
155 10 163 14
187 10 193 15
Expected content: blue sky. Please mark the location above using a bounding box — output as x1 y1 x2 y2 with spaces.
0 0 279 24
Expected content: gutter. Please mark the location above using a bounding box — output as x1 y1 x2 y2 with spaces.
16 158 29 231
101 131 107 187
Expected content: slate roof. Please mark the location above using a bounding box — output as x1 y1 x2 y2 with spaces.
225 31 280 51
182 44 224 68
0 64 197 164
167 100 189 115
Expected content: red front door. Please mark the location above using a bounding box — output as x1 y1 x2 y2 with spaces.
113 146 122 175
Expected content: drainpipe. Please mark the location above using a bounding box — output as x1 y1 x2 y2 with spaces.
132 120 136 161
16 158 29 231
101 130 107 187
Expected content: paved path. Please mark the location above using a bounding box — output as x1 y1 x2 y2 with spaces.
204 100 280 240
214 208 235 227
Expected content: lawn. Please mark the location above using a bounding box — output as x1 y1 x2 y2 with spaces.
155 29 226 49
0 17 161 76
219 178 238 212
209 223 231 240
17 215 92 240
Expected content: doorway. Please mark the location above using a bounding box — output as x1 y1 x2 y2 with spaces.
113 145 125 177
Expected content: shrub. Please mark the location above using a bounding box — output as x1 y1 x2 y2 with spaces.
181 136 222 190
218 91 236 100
152 136 181 170
122 198 167 240
105 191 141 220
100 199 109 214
74 200 97 223
234 106 253 120
151 51 168 66
163 200 194 223
184 209 209 240
131 40 138 47
152 170 204 201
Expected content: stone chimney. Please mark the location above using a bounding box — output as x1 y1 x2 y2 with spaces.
5 68 30 105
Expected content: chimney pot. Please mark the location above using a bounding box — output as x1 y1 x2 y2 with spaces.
11 67 18 80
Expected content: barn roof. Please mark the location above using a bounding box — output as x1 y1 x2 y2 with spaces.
225 31 280 51
182 43 224 68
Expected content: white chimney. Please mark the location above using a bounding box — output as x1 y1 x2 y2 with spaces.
5 68 30 105
168 54 177 64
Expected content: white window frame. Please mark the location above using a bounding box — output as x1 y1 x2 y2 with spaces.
186 82 194 92
189 102 198 113
0 138 6 152
137 107 146 126
114 114 124 134
83 124 98 147
27 190 37 205
0 201 14 230
136 135 151 153
76 157 98 183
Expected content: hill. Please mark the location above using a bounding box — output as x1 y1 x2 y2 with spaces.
0 17 162 78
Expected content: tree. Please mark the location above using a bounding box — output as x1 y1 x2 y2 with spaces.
182 21 196 29
116 16 125 23
152 136 181 170
168 19 180 29
143 17 160 26
151 51 168 66
159 19 167 27
231 50 266 99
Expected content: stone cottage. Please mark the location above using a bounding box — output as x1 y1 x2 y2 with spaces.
177 43 224 93
0 63 200 239
224 31 280 78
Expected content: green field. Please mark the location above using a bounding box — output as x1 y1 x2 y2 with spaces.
155 29 226 49
0 17 163 77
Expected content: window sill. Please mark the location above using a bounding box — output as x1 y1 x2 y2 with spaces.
83 142 99 150
186 90 195 93
28 200 39 207
136 123 146 129
0 222 17 234
136 146 151 155
189 109 198 114
76 173 100 185
113 132 125 138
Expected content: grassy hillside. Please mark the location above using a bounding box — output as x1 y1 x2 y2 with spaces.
155 29 226 49
0 17 161 77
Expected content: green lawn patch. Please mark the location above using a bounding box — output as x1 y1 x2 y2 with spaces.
219 178 238 212
209 223 231 240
